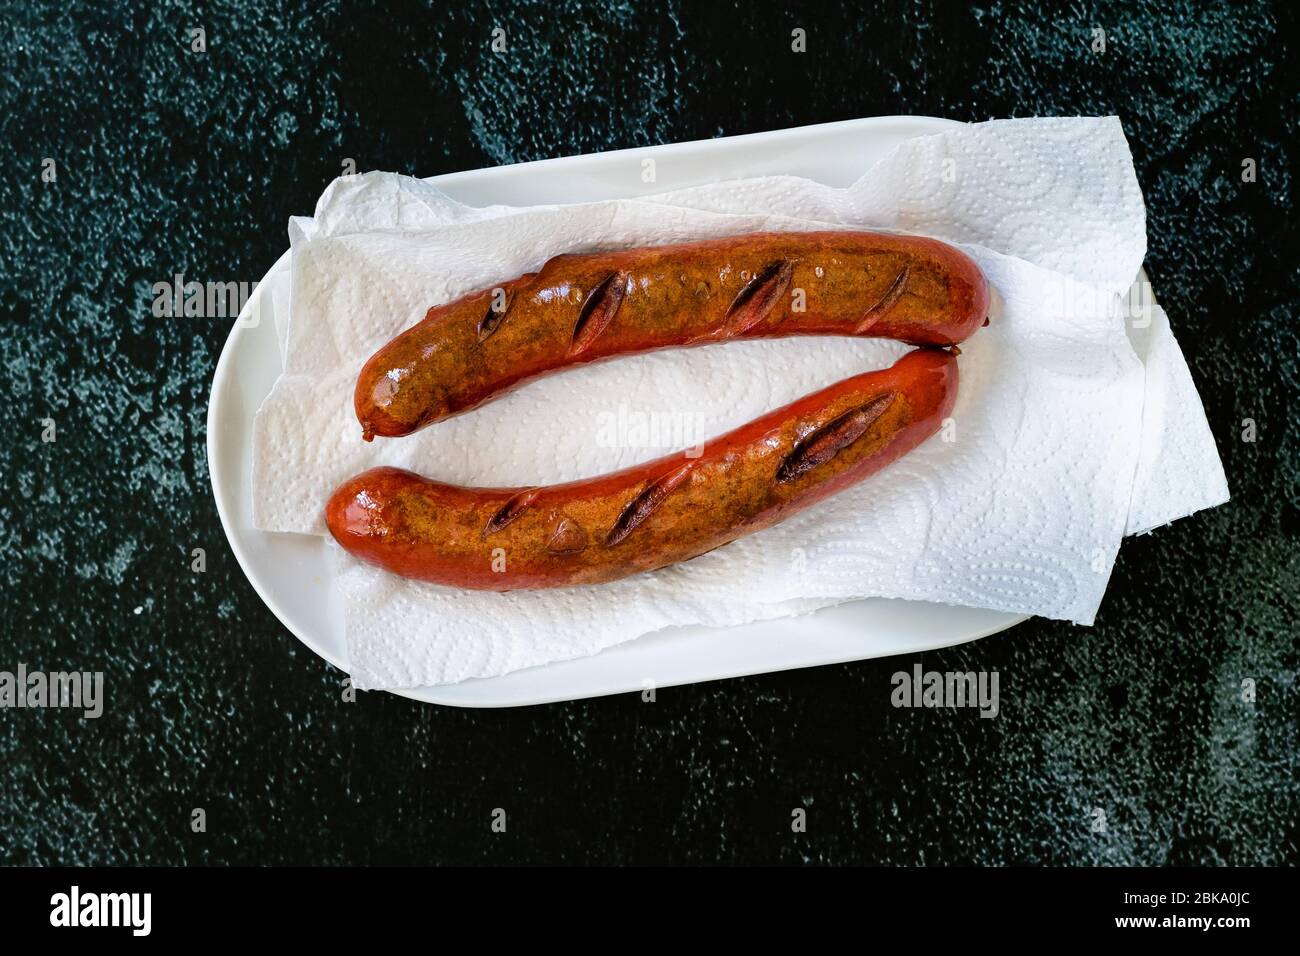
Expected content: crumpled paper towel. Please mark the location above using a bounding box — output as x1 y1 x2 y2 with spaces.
252 117 1229 689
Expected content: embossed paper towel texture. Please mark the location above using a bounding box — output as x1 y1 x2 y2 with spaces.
252 117 1228 688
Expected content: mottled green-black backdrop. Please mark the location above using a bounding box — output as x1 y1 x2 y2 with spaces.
1 1 1296 865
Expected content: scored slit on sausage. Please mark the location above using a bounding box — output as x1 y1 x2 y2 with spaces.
855 267 910 334
570 271 629 356
477 290 512 342
724 258 796 335
605 461 697 547
546 516 589 554
777 393 896 483
482 487 540 537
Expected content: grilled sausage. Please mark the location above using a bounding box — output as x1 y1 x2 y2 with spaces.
355 231 986 440
328 347 957 589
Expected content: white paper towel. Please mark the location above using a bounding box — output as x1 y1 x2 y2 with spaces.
252 117 1229 689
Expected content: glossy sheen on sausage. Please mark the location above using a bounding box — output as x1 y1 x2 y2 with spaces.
328 348 958 590
355 231 987 439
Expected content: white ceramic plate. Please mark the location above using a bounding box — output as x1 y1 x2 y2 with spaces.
207 115 1031 707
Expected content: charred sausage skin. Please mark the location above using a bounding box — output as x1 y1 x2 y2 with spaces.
355 231 987 440
328 348 958 590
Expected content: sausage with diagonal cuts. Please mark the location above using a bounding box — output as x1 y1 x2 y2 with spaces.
354 231 987 440
328 347 958 589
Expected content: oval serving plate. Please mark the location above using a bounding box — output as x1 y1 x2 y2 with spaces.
208 115 1032 706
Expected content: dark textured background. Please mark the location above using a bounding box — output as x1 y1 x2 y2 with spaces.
1 0 1296 865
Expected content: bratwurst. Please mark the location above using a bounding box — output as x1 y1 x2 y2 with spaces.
354 231 986 440
329 348 958 589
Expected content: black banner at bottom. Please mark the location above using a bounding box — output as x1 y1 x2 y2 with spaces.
0 865 1285 940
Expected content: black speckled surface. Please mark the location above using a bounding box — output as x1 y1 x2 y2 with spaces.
0 1 1296 865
